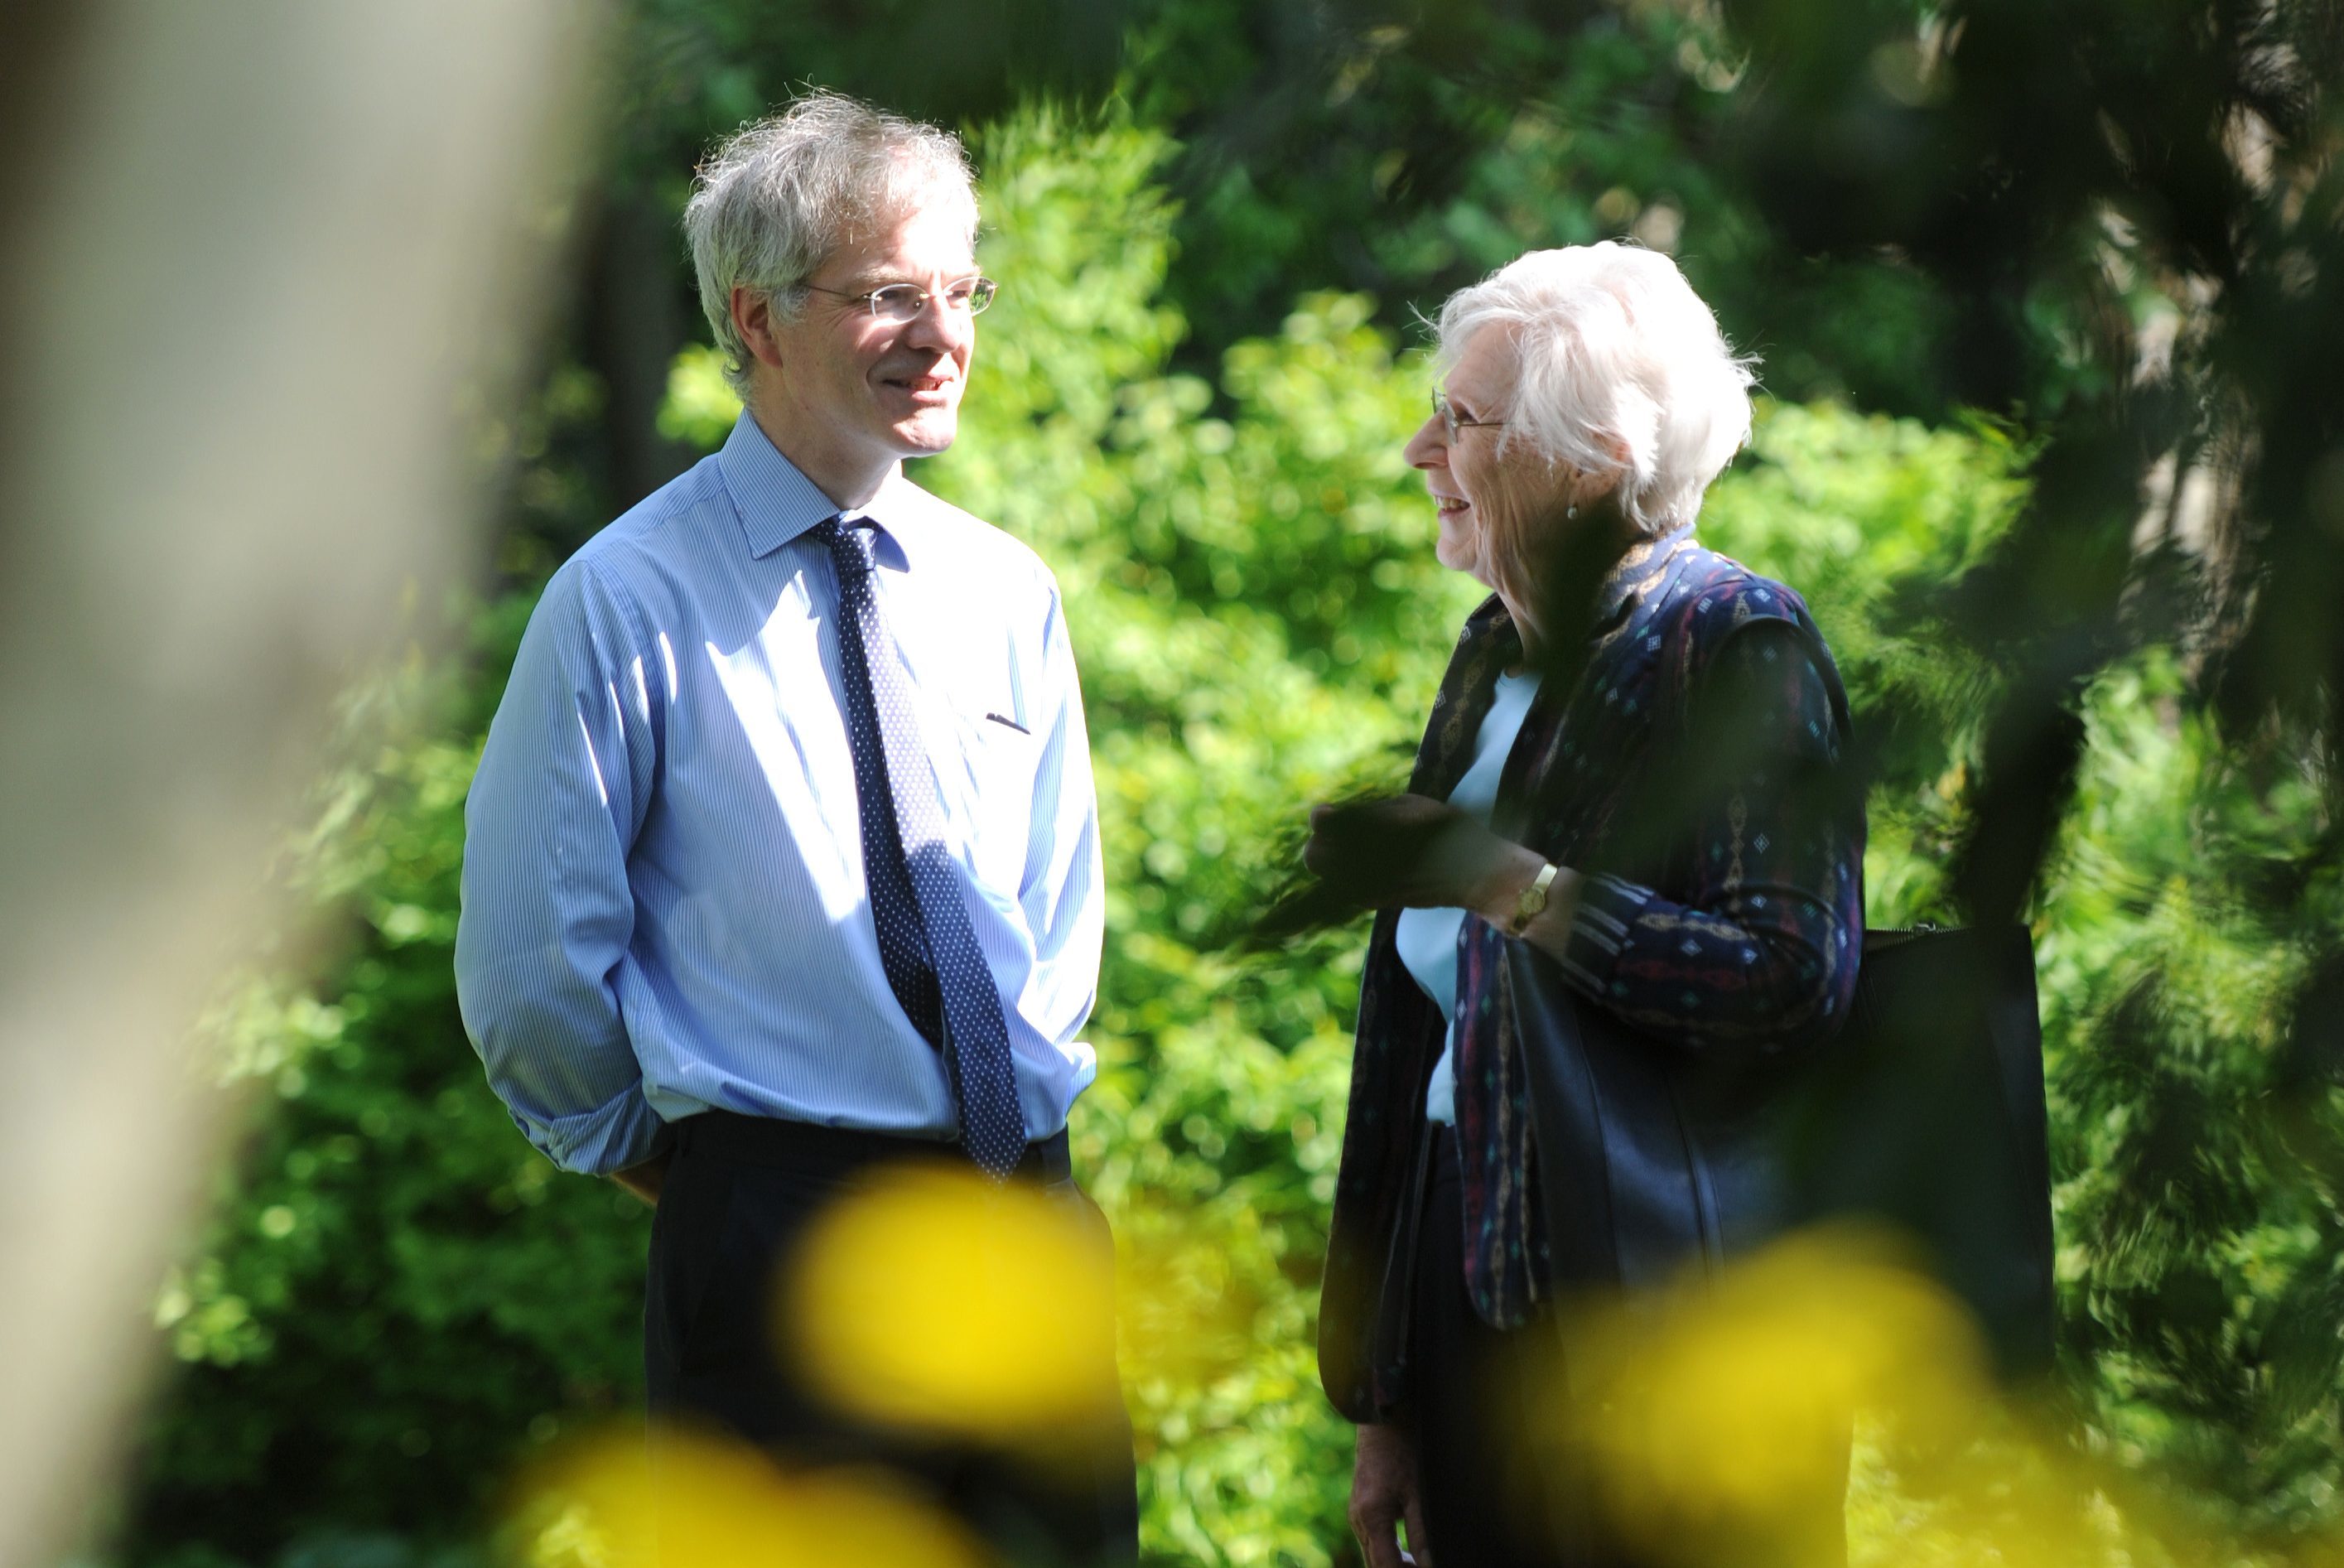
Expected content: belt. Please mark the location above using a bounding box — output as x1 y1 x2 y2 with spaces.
676 1109 1073 1184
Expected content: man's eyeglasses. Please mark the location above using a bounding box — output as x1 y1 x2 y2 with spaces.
802 276 999 323
1431 388 1504 441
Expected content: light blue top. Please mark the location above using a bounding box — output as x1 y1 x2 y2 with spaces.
455 413 1105 1175
1395 667 1543 1125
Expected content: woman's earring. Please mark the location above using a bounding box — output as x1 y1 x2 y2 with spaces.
1566 504 1580 519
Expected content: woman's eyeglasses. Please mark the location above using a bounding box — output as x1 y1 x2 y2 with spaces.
1431 388 1504 440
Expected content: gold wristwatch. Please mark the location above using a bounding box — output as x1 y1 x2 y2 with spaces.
1507 862 1560 937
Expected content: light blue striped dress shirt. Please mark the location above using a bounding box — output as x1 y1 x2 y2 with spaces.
455 412 1105 1175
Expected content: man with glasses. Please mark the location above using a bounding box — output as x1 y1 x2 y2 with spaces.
456 91 1131 1560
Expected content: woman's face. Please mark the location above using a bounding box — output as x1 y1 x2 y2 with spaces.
1405 326 1551 588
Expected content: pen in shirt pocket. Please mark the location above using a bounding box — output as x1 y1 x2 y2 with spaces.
986 638 1032 733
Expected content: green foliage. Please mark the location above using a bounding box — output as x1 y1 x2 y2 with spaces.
1119 0 1960 415
126 630 649 1566
2039 658 2344 1537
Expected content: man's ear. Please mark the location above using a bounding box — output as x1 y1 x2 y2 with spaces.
729 285 786 373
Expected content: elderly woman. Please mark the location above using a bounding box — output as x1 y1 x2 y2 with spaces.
1303 243 1865 1567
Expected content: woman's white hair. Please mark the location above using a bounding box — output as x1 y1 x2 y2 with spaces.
1435 242 1756 537
683 90 977 393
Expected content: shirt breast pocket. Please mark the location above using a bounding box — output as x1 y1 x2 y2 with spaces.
944 700 1039 886
960 704 1039 786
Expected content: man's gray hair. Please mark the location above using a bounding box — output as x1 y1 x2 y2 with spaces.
683 90 978 392
1435 242 1756 537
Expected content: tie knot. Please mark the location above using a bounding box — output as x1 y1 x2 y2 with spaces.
817 515 880 577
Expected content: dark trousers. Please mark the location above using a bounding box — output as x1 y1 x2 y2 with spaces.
644 1111 1139 1567
1401 1126 1586 1568
1399 1127 1847 1568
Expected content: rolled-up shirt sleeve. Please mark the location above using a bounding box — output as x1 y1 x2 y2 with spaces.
456 559 671 1175
1556 621 1864 1049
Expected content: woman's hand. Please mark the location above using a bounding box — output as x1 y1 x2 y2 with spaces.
1302 794 1542 914
1350 1421 1432 1567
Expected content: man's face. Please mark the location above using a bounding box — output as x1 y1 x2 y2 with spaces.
768 200 979 478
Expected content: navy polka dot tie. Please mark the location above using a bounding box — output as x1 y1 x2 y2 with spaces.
817 517 1028 1178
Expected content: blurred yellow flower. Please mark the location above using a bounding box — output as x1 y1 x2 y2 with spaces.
1549 1228 1992 1566
513 1426 988 1568
1524 1227 2288 1567
780 1163 1119 1445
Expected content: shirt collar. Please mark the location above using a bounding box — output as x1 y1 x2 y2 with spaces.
716 411 924 569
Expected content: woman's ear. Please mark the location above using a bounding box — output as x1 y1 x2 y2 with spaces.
1562 459 1630 519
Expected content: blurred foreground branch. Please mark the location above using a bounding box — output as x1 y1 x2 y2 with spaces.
0 3 604 1561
